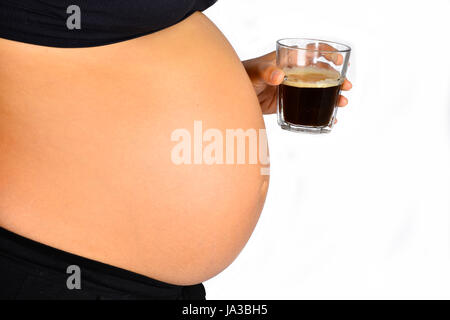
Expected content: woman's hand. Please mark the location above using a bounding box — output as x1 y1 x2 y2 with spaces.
243 51 352 116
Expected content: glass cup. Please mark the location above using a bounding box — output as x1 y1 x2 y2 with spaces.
276 38 351 134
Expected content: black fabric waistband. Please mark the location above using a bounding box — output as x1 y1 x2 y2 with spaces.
0 0 218 48
0 226 205 300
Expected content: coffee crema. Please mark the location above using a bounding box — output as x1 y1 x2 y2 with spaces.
279 66 342 127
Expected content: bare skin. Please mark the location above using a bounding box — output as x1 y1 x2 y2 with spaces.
0 12 351 285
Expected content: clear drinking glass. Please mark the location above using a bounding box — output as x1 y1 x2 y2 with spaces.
276 38 351 134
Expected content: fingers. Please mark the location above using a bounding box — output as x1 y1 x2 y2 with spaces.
341 79 352 91
262 87 278 114
278 47 299 68
337 95 348 107
305 42 344 66
317 43 344 65
258 63 285 86
244 52 285 86
257 85 278 114
337 80 351 107
336 78 352 108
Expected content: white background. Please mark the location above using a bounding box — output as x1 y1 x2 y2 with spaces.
203 0 450 299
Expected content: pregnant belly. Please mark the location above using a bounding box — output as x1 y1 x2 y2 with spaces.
0 12 269 285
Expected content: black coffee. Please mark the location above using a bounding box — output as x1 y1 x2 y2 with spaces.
279 67 341 127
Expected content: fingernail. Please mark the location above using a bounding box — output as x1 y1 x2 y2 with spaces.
271 70 283 83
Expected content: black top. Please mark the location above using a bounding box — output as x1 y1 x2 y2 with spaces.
0 0 217 48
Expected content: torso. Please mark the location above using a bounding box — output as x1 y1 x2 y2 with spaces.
0 12 269 285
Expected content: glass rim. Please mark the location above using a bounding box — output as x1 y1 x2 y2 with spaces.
276 38 351 53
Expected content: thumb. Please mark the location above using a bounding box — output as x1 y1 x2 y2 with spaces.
256 63 285 86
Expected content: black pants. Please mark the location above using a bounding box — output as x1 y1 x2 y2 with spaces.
0 227 205 300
